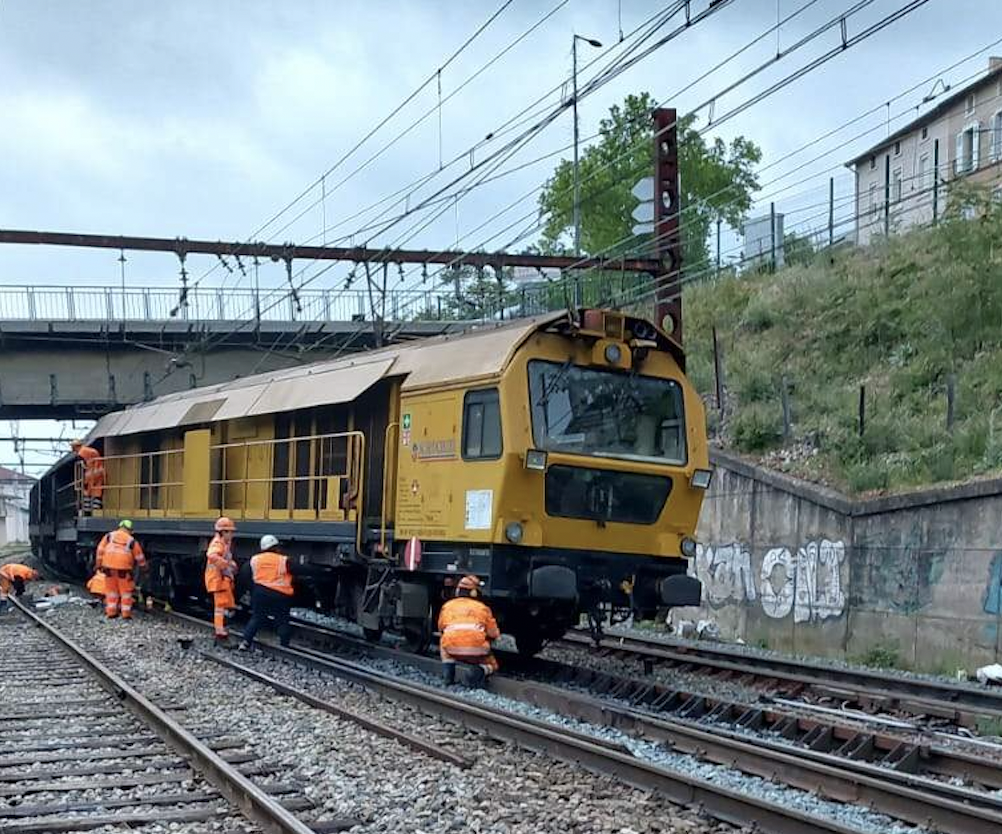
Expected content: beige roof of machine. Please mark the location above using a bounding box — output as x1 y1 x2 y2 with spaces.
87 313 563 440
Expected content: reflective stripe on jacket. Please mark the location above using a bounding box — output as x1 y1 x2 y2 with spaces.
250 551 294 596
204 534 236 593
437 597 500 657
97 529 146 571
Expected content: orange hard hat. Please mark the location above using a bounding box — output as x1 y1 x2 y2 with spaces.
457 575 482 592
214 517 236 532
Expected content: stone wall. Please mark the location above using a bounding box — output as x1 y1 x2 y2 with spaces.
684 450 1002 673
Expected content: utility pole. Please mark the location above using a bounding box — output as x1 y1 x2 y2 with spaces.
572 33 602 295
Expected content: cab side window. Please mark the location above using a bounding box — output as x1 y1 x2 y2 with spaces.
462 389 502 460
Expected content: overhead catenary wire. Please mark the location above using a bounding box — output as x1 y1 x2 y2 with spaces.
191 0 519 295
384 0 933 311
285 0 827 322
153 0 933 387
163 0 726 374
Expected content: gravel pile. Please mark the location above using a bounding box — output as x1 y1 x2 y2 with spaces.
36 605 740 834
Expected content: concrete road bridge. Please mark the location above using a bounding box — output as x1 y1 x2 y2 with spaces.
0 284 511 419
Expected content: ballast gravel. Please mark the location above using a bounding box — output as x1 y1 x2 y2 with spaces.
33 604 740 834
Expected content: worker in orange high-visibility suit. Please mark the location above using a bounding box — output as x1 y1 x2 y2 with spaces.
0 563 40 612
238 535 300 650
71 439 105 513
438 574 500 687
95 519 146 619
205 517 238 643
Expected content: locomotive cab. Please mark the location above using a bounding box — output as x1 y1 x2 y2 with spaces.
393 309 708 650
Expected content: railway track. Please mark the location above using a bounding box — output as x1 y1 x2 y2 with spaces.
170 609 1002 834
0 599 348 834
563 629 1002 726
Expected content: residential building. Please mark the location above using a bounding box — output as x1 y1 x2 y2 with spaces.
847 57 1002 246
0 466 33 546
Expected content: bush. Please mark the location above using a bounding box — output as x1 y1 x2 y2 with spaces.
845 461 889 493
740 295 775 332
731 404 782 452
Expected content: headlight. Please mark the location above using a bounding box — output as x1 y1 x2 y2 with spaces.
525 449 548 471
680 537 698 558
505 521 524 544
604 343 622 364
690 469 712 490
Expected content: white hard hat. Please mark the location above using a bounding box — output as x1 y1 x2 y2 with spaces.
260 534 280 551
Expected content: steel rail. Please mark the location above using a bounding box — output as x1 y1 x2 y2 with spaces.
488 675 1002 834
562 631 1002 722
163 611 897 834
283 616 1002 830
11 598 318 834
200 649 473 769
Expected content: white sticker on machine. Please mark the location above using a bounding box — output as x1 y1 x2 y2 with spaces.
464 489 493 530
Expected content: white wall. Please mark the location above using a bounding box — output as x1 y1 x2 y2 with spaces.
0 479 32 545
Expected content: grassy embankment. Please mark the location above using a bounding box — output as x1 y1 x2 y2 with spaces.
683 190 1002 494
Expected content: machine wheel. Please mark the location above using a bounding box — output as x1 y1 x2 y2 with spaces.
511 628 546 658
401 606 433 654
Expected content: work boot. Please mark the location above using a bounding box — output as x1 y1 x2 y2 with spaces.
467 666 487 689
214 633 230 648
442 663 456 686
237 641 250 652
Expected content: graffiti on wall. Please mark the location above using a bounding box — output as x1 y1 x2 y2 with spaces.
693 542 756 606
693 539 847 623
985 553 1002 617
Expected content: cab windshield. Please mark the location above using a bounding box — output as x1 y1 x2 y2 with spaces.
527 359 686 465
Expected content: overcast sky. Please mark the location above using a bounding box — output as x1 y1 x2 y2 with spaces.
3 0 1002 473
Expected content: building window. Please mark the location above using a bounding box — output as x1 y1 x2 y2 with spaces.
892 168 903 205
966 92 976 115
894 140 901 156
921 125 928 141
992 110 1002 162
868 155 876 171
462 388 502 460
956 123 980 174
868 183 878 221
918 154 930 194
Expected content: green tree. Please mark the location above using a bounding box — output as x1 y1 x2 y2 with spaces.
437 265 518 320
537 92 762 273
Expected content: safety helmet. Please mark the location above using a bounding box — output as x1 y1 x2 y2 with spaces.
119 519 133 530
456 574 482 597
215 517 236 533
260 534 280 551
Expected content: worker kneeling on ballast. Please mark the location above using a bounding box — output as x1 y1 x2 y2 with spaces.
0 563 41 612
438 574 500 687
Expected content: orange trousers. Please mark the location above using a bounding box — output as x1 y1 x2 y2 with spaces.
104 571 135 619
212 587 235 636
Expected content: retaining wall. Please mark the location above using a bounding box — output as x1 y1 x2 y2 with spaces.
685 450 1002 673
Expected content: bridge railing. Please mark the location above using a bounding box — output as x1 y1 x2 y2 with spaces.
0 279 630 323
0 284 479 322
